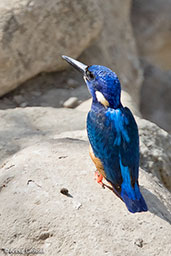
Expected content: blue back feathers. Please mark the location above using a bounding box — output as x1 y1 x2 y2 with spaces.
86 65 148 213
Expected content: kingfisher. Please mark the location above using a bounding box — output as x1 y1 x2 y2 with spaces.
62 55 148 213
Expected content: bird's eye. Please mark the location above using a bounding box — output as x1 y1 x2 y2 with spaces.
86 70 95 80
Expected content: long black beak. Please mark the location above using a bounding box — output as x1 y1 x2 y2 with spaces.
62 55 87 74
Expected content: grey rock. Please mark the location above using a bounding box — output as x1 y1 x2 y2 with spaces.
81 0 143 107
13 95 25 105
63 97 79 108
131 0 171 131
0 107 86 164
137 117 171 191
20 102 28 108
140 62 171 133
131 0 171 70
0 136 171 256
0 105 171 255
0 0 102 96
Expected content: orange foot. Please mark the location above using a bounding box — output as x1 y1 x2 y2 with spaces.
94 170 104 188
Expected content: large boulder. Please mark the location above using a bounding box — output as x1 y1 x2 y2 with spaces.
0 0 102 96
0 129 171 256
0 105 171 254
0 0 143 111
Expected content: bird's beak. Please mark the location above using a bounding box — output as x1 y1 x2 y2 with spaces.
62 55 87 74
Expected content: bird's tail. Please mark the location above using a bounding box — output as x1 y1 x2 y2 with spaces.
120 182 148 213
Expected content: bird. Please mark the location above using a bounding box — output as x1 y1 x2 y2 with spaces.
62 55 148 213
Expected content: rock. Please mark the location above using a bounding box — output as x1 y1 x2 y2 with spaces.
137 117 171 191
0 136 171 256
0 107 86 164
19 102 28 108
0 105 171 254
0 0 102 96
80 0 143 107
131 0 171 131
63 97 79 108
131 0 171 70
13 95 25 105
140 62 171 133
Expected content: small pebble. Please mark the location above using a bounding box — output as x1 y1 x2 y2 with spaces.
60 188 69 195
20 102 28 108
63 97 78 108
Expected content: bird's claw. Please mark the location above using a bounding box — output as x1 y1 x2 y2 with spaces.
94 170 105 188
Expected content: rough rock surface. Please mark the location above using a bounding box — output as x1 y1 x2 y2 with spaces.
0 0 142 112
138 117 171 191
81 0 143 106
0 0 102 96
131 0 171 131
0 126 171 256
0 107 86 164
131 0 171 70
140 62 171 133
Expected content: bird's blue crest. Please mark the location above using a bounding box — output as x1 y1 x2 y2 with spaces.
86 65 121 109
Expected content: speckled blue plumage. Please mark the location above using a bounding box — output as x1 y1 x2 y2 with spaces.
86 65 148 213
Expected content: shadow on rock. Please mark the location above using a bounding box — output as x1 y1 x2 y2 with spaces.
141 187 171 224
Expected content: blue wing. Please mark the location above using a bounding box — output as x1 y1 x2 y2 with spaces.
87 106 139 189
87 106 147 213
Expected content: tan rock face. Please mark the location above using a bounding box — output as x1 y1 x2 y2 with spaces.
0 0 102 96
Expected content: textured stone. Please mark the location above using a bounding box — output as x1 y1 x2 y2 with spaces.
63 97 79 108
131 0 171 70
0 107 86 164
137 117 171 191
140 62 171 133
80 0 143 107
0 0 102 96
0 104 171 255
0 134 171 256
131 0 171 131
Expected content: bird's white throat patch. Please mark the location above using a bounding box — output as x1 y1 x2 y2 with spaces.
95 91 109 107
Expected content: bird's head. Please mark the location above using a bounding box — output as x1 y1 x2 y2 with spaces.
62 56 121 109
